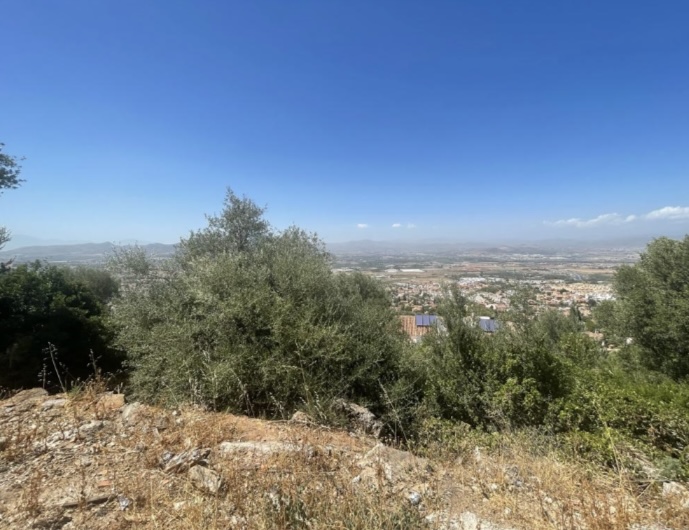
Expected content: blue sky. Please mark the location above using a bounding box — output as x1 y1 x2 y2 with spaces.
2 0 688 245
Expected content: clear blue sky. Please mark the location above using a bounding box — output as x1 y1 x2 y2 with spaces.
2 0 688 245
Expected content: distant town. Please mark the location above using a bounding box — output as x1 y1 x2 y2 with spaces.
331 241 639 321
1 238 639 322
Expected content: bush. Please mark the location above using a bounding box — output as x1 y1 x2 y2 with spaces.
411 290 575 431
547 362 689 478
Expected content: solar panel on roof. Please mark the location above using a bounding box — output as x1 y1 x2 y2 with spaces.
415 315 438 327
479 319 500 332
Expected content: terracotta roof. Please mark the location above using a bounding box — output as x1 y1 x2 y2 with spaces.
399 315 433 338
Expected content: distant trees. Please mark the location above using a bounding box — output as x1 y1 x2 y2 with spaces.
614 236 689 379
0 142 24 252
111 188 407 419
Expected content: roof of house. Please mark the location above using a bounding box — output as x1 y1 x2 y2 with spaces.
400 315 438 338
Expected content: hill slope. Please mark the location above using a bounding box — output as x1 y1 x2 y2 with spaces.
0 388 685 529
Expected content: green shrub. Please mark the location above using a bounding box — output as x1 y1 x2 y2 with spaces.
414 291 575 430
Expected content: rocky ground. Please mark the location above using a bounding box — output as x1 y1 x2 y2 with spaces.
1 388 686 529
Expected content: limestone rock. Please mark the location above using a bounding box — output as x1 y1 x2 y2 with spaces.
218 441 302 457
357 443 430 488
662 481 689 509
332 399 383 437
3 388 49 412
41 398 68 410
120 402 144 426
425 511 516 530
78 420 107 436
188 465 223 494
290 411 315 424
163 448 211 473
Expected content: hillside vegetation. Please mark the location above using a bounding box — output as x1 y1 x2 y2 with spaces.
1 188 689 528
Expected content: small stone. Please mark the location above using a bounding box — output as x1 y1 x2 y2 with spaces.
163 448 211 473
118 495 132 511
78 420 106 436
473 447 482 464
332 399 383 437
11 388 48 403
662 481 689 509
121 402 144 425
188 465 223 494
408 491 422 506
217 441 301 456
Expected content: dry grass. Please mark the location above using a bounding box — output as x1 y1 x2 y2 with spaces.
416 430 689 530
1 386 687 530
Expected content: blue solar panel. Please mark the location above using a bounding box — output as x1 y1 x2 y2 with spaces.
479 319 500 332
415 315 438 327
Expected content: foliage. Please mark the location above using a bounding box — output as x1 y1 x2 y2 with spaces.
614 236 689 379
177 188 270 259
592 299 623 343
550 363 689 478
0 262 122 390
0 142 23 194
410 289 575 430
111 189 407 419
0 142 24 251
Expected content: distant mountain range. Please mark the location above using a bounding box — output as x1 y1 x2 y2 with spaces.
0 242 176 265
0 234 660 266
325 235 655 255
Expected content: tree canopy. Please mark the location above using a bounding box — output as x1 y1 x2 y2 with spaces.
0 142 24 251
0 263 122 390
0 143 23 194
614 236 689 379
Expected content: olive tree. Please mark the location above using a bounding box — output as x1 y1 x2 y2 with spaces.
111 189 407 419
614 236 689 379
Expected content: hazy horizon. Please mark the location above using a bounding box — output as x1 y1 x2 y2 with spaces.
2 1 688 244
3 229 682 254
